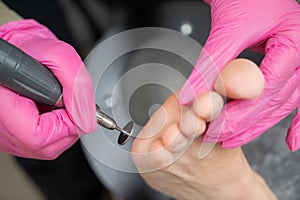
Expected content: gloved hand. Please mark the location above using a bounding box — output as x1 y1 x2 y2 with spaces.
0 19 97 159
179 0 300 150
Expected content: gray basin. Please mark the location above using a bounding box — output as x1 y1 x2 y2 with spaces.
80 2 300 200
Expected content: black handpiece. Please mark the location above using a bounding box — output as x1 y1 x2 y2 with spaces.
0 38 133 145
0 38 62 106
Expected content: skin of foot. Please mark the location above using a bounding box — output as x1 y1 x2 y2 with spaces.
131 59 277 200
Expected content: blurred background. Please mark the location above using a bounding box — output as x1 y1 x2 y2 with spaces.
0 0 300 200
0 152 45 200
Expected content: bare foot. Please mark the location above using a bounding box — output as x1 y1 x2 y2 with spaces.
131 59 274 200
132 58 265 167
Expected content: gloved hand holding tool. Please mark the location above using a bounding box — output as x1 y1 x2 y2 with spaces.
0 20 132 160
179 0 300 151
0 19 96 159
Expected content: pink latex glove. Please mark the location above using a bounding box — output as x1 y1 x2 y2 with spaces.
0 20 96 159
179 0 300 150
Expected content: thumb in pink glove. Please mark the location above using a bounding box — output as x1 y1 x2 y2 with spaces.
0 20 96 159
179 0 300 150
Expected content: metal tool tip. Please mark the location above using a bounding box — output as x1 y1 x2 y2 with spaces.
117 121 134 145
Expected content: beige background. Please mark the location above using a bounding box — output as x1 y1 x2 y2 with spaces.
0 152 45 200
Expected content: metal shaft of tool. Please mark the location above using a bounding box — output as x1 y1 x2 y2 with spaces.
115 126 130 136
96 105 130 136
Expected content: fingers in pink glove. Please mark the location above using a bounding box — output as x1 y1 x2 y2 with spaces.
33 136 78 159
179 0 300 149
205 42 300 148
32 39 97 134
220 83 300 149
0 86 78 159
179 0 262 105
179 0 300 105
0 20 96 159
286 108 300 152
0 20 97 134
178 34 244 106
